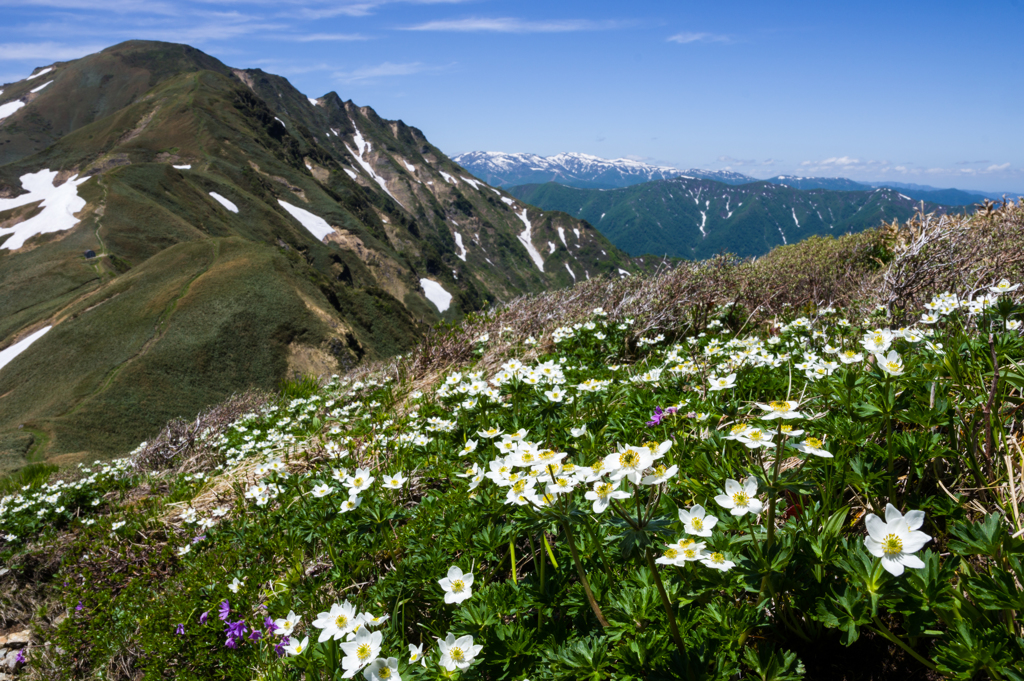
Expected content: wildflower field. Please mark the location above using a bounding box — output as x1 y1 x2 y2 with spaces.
2 205 1024 680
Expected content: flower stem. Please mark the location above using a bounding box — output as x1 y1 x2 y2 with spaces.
559 519 609 628
645 549 687 656
869 617 937 671
766 422 785 548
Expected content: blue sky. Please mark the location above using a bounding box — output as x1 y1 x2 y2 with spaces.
1 0 1022 192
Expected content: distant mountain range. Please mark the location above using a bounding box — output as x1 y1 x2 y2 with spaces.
508 178 960 260
0 41 631 469
450 151 750 190
455 151 1012 206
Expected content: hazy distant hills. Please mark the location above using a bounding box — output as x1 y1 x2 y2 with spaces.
0 41 631 468
457 152 1007 207
508 178 960 260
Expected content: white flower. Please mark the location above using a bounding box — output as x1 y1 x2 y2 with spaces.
311 483 333 498
313 600 359 642
875 350 904 376
990 278 1019 294
678 505 718 537
176 545 191 556
477 427 504 439
838 349 864 364
341 495 363 513
340 628 383 678
755 400 802 420
439 566 474 604
345 468 375 493
283 635 309 656
738 428 775 449
227 576 244 593
382 473 407 489
708 373 737 391
603 444 655 484
408 642 426 666
584 481 630 513
864 504 931 576
363 657 401 681
274 610 301 637
1007 320 1021 331
570 425 587 438
861 329 893 354
438 633 482 671
714 477 763 516
641 463 678 485
792 436 833 458
458 439 478 456
920 313 939 324
700 551 736 571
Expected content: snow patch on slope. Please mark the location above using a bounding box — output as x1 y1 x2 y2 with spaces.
557 226 567 247
278 200 334 241
0 326 52 374
500 196 514 206
30 81 52 94
564 263 576 282
699 211 706 237
344 121 404 207
27 67 53 81
439 171 455 184
0 100 26 121
173 164 191 170
453 231 467 261
515 208 545 272
209 192 238 213
791 208 800 229
420 278 452 313
0 170 88 251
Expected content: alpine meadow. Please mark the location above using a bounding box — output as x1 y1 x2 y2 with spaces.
1 8 1023 681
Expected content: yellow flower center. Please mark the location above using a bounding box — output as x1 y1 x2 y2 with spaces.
677 537 695 548
596 483 612 498
450 646 465 662
748 431 764 441
591 460 605 472
805 437 822 448
379 667 392 679
357 643 372 661
684 549 698 558
730 424 746 435
643 442 659 451
769 401 790 411
883 533 903 556
691 517 703 530
781 425 793 433
732 492 749 506
710 552 725 563
512 479 527 493
296 643 304 652
451 579 464 593
335 614 348 628
843 350 856 358
619 450 640 468
663 548 678 559
352 477 363 486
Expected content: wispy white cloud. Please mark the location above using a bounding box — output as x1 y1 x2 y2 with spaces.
716 156 778 168
0 41 110 60
294 33 372 41
333 61 450 82
0 0 178 13
668 31 731 44
401 17 621 33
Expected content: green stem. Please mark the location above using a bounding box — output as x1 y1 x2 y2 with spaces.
559 519 609 628
766 422 785 548
645 549 687 656
869 617 937 671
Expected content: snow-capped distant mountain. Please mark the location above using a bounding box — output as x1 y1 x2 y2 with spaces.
452 151 683 189
678 169 758 185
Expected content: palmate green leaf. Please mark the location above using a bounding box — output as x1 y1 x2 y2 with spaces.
933 621 1019 680
811 586 871 646
741 644 806 681
948 512 1008 558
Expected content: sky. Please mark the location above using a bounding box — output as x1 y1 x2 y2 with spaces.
1 0 1023 192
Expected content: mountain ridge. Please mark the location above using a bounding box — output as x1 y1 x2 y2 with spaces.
0 40 632 470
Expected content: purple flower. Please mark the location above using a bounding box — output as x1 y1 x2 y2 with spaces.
225 636 238 649
218 600 230 621
199 611 209 625
646 407 665 427
248 630 262 641
75 600 84 612
15 650 26 664
274 640 287 657
175 623 185 635
225 620 248 639
264 616 278 634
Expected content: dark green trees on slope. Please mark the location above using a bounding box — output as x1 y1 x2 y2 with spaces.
509 179 961 259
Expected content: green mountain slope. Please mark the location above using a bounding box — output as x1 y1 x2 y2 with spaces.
0 41 632 470
507 178 961 259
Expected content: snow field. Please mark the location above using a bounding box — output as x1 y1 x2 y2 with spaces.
514 209 545 272
0 326 52 374
419 278 452 313
0 170 88 251
209 192 238 213
278 200 334 241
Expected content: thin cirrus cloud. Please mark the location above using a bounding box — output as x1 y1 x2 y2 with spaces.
0 41 110 60
401 17 621 33
294 33 372 41
667 31 732 44
333 61 450 83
